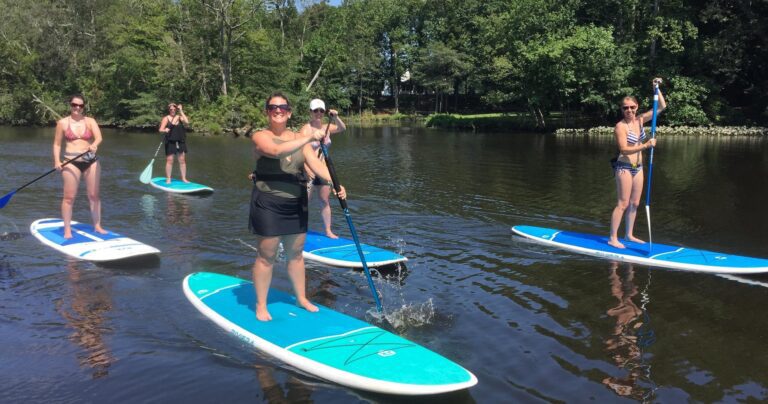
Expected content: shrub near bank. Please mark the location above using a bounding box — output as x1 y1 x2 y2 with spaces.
554 126 768 137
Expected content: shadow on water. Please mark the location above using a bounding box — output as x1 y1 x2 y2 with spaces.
97 253 161 270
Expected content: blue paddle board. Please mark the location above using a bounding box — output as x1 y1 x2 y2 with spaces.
512 225 768 274
303 231 407 268
149 177 213 194
31 218 160 261
183 272 476 395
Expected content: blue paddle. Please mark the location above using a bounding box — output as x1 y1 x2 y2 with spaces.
645 80 661 253
317 113 383 312
0 150 90 209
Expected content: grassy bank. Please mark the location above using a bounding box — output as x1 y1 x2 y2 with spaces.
555 126 768 136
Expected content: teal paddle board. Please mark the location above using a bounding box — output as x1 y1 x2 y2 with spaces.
149 177 213 194
512 225 768 274
31 218 160 261
303 231 407 268
183 272 477 395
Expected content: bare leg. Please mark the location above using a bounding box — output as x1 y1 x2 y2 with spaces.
178 152 189 182
165 154 174 183
253 236 280 321
61 166 81 239
283 233 318 313
83 162 106 234
318 185 337 239
625 170 646 243
608 171 632 249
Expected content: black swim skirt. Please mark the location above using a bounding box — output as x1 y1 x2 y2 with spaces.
249 187 308 236
165 140 187 156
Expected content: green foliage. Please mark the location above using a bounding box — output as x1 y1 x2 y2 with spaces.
665 75 710 126
0 0 766 129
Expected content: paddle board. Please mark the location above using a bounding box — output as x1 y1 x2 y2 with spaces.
183 272 476 395
303 231 407 268
31 218 160 261
512 225 768 274
149 177 213 194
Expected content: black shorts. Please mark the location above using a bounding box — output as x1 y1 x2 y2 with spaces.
165 140 187 156
249 187 308 237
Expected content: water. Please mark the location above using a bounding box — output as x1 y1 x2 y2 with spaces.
1 125 767 403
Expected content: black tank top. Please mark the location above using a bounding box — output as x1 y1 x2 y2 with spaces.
166 116 186 142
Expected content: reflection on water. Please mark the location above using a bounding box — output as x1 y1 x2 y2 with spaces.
603 262 656 401
165 193 192 226
55 261 114 379
255 366 312 404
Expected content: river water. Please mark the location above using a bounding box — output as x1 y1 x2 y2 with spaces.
1 125 767 403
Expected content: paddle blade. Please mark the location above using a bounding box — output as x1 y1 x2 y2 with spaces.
139 160 154 184
0 191 15 209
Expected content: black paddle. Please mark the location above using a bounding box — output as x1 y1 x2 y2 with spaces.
317 112 383 312
0 150 90 209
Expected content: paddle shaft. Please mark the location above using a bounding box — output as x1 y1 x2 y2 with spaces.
645 84 660 250
0 150 90 207
318 116 383 312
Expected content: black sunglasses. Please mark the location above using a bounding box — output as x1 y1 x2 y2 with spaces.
267 104 291 112
312 108 325 114
622 105 637 111
70 103 84 108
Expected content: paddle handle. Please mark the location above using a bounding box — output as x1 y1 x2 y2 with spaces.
645 83 660 253
318 117 383 312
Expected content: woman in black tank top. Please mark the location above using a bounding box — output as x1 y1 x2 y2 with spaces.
248 92 347 322
158 103 190 184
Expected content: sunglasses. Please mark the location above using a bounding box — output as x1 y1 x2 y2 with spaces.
70 103 84 108
312 108 325 114
622 105 637 111
267 104 291 112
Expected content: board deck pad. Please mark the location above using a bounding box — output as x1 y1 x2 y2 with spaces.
31 218 160 261
303 231 407 268
512 225 768 274
149 177 213 194
184 272 476 395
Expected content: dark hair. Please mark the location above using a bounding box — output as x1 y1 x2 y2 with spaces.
621 96 639 108
69 94 86 104
265 92 290 109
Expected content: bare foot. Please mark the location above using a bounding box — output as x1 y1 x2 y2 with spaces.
63 229 73 239
94 226 108 235
297 298 319 313
182 178 190 183
626 235 646 244
325 231 339 239
165 178 172 184
607 239 626 249
255 305 272 321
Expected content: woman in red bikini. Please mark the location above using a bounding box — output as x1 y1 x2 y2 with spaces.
52 94 105 239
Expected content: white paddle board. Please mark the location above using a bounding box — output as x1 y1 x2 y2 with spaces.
512 225 768 274
303 231 407 268
149 177 213 194
31 218 160 261
184 272 477 395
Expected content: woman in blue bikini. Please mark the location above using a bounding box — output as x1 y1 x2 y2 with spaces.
608 78 666 249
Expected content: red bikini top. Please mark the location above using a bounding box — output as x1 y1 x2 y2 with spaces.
64 118 93 141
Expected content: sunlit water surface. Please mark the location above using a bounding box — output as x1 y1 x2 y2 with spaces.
1 125 767 403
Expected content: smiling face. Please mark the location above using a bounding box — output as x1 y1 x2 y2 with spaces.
70 96 85 117
621 96 639 119
265 96 292 124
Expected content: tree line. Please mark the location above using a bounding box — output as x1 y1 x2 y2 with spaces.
1 0 765 133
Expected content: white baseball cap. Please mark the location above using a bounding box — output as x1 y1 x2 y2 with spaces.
309 99 326 111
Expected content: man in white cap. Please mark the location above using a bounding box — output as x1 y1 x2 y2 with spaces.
300 98 347 239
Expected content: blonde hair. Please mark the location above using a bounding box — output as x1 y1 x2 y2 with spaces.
620 96 639 109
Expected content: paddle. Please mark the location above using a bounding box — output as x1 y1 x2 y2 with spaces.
0 150 90 209
139 141 164 184
645 80 661 252
317 112 383 312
